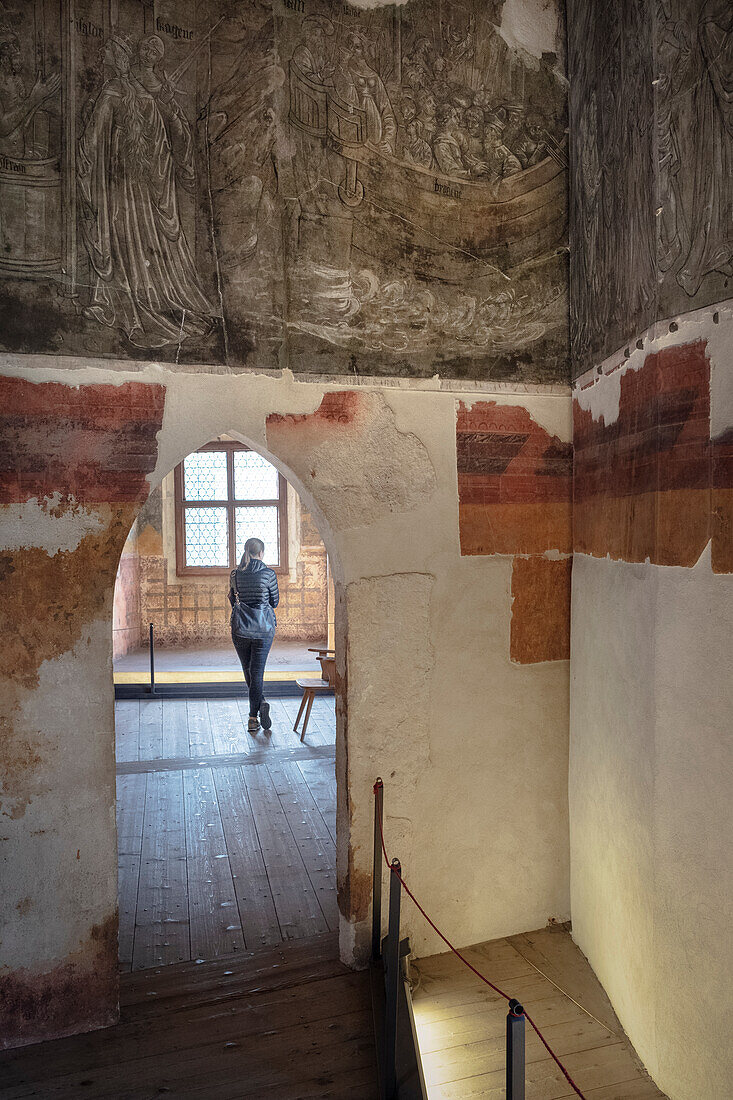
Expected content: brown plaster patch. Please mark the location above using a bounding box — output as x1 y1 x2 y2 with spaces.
0 913 118 1050
573 341 733 570
459 501 572 556
457 402 572 557
135 522 164 557
339 862 372 927
510 556 571 663
712 488 733 574
0 504 136 690
15 897 32 916
0 504 136 818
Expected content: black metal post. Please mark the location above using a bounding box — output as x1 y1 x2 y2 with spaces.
384 858 401 1100
506 999 525 1100
372 778 384 961
149 622 156 696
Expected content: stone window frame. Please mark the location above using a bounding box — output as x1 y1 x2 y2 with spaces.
173 442 289 576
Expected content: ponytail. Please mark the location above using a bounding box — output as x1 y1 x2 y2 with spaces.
241 537 265 568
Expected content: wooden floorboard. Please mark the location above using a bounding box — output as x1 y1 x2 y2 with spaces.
213 765 283 949
138 698 163 760
132 770 189 970
0 936 378 1100
186 698 214 756
162 698 189 759
115 699 337 970
411 930 667 1100
242 764 330 941
114 699 139 763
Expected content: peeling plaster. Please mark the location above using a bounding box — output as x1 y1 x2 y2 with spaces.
499 0 565 64
0 497 105 554
0 913 118 1050
0 358 573 1041
574 298 733 430
267 391 438 532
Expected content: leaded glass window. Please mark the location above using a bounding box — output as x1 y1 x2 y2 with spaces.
175 443 287 574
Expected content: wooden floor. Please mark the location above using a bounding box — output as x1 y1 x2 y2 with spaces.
116 696 337 971
0 933 379 1099
411 926 668 1100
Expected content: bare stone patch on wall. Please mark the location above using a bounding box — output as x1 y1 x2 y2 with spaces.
267 391 438 530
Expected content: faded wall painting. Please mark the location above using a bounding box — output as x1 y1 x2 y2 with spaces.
0 0 569 381
569 0 733 376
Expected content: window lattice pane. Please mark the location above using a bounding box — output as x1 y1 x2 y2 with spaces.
183 451 228 502
185 507 229 566
236 506 280 566
233 450 279 501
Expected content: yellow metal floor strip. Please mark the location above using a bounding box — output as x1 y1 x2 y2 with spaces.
113 670 320 685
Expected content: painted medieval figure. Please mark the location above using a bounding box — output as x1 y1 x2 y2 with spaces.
677 0 733 295
0 21 59 158
77 33 217 349
433 103 470 177
291 14 334 84
482 113 522 181
334 31 396 154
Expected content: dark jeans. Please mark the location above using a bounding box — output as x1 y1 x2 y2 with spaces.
233 635 273 717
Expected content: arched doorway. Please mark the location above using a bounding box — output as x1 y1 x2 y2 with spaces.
112 432 344 973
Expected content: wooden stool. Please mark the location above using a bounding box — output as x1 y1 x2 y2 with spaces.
293 679 332 741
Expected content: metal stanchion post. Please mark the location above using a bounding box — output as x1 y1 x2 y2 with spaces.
384 858 401 1100
372 778 384 961
149 622 155 696
506 998 525 1100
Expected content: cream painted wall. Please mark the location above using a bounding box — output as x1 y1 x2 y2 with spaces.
0 357 571 993
569 303 733 1100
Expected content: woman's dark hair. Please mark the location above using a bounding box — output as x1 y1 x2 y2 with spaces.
241 537 265 567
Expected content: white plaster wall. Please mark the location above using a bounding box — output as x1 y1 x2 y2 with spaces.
570 550 733 1099
569 302 733 1099
0 357 572 982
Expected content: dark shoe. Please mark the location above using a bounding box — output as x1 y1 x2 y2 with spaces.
259 700 272 730
248 716 260 733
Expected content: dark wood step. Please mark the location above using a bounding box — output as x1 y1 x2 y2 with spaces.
0 933 378 1100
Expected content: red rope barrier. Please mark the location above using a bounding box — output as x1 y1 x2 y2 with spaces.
373 781 587 1100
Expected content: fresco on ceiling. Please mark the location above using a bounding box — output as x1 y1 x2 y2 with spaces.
569 0 733 376
0 0 568 381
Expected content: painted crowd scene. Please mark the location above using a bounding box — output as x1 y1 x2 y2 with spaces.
0 0 569 380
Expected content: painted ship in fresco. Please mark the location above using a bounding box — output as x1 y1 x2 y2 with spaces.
289 59 567 285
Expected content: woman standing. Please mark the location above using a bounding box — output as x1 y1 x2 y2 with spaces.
229 538 279 732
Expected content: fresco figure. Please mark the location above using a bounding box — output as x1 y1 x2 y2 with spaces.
77 33 217 349
334 31 396 153
656 1 690 276
0 22 59 157
677 0 733 295
433 103 470 176
481 113 522 181
292 15 335 83
399 96 433 167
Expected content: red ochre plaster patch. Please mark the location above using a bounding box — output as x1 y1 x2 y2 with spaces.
0 378 166 504
510 556 571 664
267 391 361 431
0 913 118 1050
457 401 572 555
574 339 732 571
